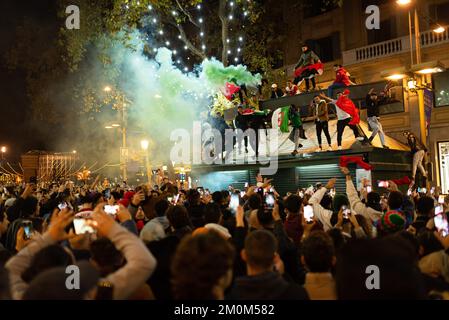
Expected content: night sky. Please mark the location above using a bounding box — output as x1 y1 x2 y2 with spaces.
0 0 56 161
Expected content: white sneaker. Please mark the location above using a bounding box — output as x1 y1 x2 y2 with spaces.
338 146 342 150
328 145 333 151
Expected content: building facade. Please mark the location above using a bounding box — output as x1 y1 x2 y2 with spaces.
279 0 449 192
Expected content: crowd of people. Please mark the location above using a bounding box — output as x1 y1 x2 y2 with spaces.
0 168 448 300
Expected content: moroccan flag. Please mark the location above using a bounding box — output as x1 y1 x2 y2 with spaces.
336 90 360 125
271 107 290 133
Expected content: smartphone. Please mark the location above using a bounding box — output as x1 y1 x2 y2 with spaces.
21 220 34 240
73 218 96 235
303 205 314 222
366 186 372 193
104 205 119 215
244 182 249 188
104 189 111 199
341 205 351 219
174 194 180 205
378 181 389 188
434 212 448 237
418 187 427 193
230 194 240 212
407 189 412 196
58 202 68 210
265 194 275 209
439 195 446 204
240 191 246 197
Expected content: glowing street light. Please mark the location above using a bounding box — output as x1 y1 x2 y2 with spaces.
140 140 149 151
396 0 412 5
105 126 113 129
72 150 77 154
433 25 446 34
111 124 121 127
1 146 6 153
103 86 112 92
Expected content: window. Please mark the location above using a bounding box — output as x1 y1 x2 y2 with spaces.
433 71 449 107
429 2 449 25
303 0 338 19
438 142 449 194
307 32 341 63
367 16 397 44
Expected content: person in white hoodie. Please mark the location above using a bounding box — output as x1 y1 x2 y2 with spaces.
6 205 156 300
340 166 383 224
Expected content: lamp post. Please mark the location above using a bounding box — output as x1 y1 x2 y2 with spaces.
140 139 152 185
396 0 447 146
104 85 128 182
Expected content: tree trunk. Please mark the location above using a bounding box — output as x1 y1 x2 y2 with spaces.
218 0 228 66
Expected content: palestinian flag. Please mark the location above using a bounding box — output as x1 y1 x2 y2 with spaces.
271 106 290 133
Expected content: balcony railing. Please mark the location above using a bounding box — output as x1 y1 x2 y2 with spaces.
342 28 449 65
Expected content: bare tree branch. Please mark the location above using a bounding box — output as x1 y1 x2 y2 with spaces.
163 17 207 60
175 0 200 28
218 0 229 65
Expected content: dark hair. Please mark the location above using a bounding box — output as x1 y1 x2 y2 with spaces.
244 230 277 270
366 192 382 211
416 196 435 216
416 229 443 257
154 199 170 217
388 191 403 210
320 194 333 211
22 245 73 283
204 203 222 224
247 194 262 210
90 238 123 276
166 205 191 230
171 231 235 299
327 228 346 252
256 208 274 227
302 231 335 272
284 195 302 214
212 191 223 204
336 236 426 299
21 197 39 218
186 189 201 205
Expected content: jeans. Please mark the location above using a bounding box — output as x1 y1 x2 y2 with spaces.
337 118 360 147
412 150 427 178
316 121 331 147
327 83 347 98
368 116 386 146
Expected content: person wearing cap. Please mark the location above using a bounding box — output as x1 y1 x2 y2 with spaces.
294 44 321 92
270 83 284 99
366 88 389 149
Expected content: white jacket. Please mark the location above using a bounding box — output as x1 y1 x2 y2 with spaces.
346 179 382 223
6 223 156 300
308 187 333 231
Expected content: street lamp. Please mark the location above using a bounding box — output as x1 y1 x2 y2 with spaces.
1 146 6 161
140 139 152 185
72 150 77 154
104 86 112 92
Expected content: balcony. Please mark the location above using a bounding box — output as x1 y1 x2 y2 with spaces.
342 28 449 66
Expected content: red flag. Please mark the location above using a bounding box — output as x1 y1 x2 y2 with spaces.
222 82 240 100
336 90 360 125
294 62 324 78
339 156 373 171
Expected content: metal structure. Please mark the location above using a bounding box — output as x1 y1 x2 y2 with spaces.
21 151 78 183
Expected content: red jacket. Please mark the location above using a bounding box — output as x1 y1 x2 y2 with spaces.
334 68 351 86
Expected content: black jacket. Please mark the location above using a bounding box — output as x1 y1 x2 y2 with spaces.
227 271 309 300
271 89 284 99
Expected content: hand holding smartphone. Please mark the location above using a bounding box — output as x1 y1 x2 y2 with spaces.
303 205 314 222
